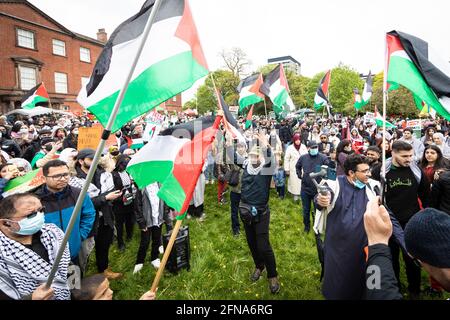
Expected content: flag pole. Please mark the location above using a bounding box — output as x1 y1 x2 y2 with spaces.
382 37 388 180
150 218 182 293
263 98 268 119
45 0 165 288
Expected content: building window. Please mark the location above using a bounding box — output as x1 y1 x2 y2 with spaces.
172 96 177 102
54 72 68 94
17 28 36 49
52 39 66 56
19 66 37 90
81 77 90 87
80 47 91 63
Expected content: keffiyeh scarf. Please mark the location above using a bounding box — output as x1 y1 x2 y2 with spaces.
0 224 71 300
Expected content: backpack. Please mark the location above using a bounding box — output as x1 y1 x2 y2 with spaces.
224 167 240 187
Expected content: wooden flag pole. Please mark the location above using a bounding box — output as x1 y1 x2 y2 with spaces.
263 98 268 119
45 0 165 288
150 219 183 293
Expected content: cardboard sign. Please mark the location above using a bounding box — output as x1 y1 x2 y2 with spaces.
406 119 421 129
77 125 117 150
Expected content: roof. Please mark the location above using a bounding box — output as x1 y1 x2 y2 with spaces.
268 56 301 66
0 0 104 47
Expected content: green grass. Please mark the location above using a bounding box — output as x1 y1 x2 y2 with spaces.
86 184 448 300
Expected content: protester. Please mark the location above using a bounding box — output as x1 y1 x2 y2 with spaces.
399 128 424 162
335 139 353 176
372 141 430 299
133 182 164 273
111 154 136 251
318 133 334 157
227 141 246 236
0 193 71 300
419 145 449 184
432 132 450 159
283 133 307 201
30 138 62 169
315 154 404 300
421 126 436 146
296 141 330 233
226 132 280 294
364 201 450 299
273 159 286 199
36 160 96 265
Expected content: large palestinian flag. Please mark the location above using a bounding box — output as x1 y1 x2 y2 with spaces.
21 83 49 110
313 70 331 110
77 0 209 132
260 64 295 116
385 30 450 120
215 90 246 143
2 169 45 198
127 116 220 216
237 73 264 111
354 71 372 110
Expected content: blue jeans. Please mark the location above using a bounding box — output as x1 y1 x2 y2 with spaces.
276 185 285 199
300 192 316 231
205 164 215 181
230 191 241 234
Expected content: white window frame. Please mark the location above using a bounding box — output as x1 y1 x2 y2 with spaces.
19 65 37 90
80 47 91 63
52 39 66 56
81 76 90 87
54 72 68 94
17 28 35 49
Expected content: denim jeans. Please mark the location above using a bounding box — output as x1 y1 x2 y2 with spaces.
230 191 241 234
276 185 285 199
205 164 215 181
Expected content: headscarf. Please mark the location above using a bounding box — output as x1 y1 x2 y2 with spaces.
293 133 301 151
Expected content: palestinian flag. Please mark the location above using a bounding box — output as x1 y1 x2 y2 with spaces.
127 116 220 216
385 30 450 120
130 138 145 149
260 64 295 116
237 73 264 111
314 70 331 110
245 105 254 130
77 0 209 132
354 71 372 110
215 90 246 143
21 83 49 110
374 107 396 129
2 169 45 198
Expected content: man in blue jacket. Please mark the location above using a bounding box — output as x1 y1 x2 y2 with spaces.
35 160 95 264
296 141 330 233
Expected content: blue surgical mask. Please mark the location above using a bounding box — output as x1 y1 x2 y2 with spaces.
15 211 45 236
354 179 366 189
309 148 319 156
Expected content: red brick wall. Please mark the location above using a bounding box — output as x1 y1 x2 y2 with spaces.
0 2 103 112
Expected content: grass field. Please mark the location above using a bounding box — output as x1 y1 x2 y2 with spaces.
86 184 448 300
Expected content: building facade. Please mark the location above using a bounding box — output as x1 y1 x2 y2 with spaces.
160 93 182 113
0 0 105 114
268 56 302 76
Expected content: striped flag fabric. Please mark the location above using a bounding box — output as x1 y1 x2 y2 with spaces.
237 73 264 111
215 90 246 143
354 71 372 110
313 70 331 110
77 0 209 132
2 169 45 198
374 107 396 129
245 105 254 129
127 116 220 216
385 30 450 120
260 64 295 116
21 83 49 110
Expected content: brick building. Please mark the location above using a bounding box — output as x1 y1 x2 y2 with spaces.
0 0 105 114
160 93 182 113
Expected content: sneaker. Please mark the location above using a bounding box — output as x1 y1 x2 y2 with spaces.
151 259 161 269
104 268 123 280
233 230 240 237
268 277 281 294
133 264 143 274
250 268 264 282
159 245 164 254
187 214 192 220
199 213 206 222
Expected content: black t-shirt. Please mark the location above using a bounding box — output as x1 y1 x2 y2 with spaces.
0 232 49 300
385 165 420 224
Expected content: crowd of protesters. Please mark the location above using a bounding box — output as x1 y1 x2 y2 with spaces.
0 109 449 300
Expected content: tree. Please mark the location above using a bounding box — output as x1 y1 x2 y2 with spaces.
371 72 419 117
183 98 197 111
195 70 240 114
219 47 251 78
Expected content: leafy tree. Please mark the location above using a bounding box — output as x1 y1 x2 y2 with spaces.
195 70 240 114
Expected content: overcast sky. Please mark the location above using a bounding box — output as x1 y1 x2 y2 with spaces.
30 0 450 101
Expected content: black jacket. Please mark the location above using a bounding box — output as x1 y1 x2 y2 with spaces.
75 165 115 231
22 140 41 162
430 171 450 215
63 134 78 149
365 244 403 300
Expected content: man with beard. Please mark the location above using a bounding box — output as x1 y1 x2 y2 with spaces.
366 146 382 175
226 132 280 294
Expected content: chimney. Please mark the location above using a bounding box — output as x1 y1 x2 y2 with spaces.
96 28 108 43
